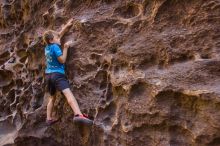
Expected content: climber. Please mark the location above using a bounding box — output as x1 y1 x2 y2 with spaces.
43 18 93 126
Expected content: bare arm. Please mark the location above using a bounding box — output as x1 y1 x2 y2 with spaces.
57 45 68 64
58 18 74 39
57 41 72 63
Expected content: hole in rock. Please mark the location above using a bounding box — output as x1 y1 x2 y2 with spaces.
90 53 102 60
96 102 116 125
169 125 192 146
23 43 28 48
129 82 149 100
3 4 11 10
113 85 126 96
31 84 44 110
114 3 140 19
5 0 14 3
0 51 10 65
6 89 15 103
100 82 107 90
48 6 55 14
99 99 106 106
109 46 118 54
112 22 127 34
1 99 6 105
10 48 14 53
138 55 157 69
200 52 212 59
102 0 115 4
0 70 13 87
2 81 14 95
0 119 16 136
103 117 112 126
113 65 120 73
16 49 27 58
16 79 23 87
170 53 194 64
208 137 220 146
66 0 83 9
94 70 108 89
13 63 24 72
56 1 64 8
106 83 113 102
14 137 62 146
19 56 27 63
154 0 189 25
103 63 109 70
16 90 22 95
55 17 65 27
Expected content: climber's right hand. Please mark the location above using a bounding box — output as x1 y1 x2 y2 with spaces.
64 40 74 48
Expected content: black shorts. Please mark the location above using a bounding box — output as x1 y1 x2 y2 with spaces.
45 72 70 96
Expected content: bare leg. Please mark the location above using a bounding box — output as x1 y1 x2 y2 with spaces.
47 95 56 120
62 88 82 115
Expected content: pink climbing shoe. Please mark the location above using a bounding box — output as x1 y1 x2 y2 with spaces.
46 118 59 126
73 114 93 125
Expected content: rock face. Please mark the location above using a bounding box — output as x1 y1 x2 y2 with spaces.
0 0 220 146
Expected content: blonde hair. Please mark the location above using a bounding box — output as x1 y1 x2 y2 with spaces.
43 30 55 44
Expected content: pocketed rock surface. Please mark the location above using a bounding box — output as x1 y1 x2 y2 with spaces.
0 0 220 146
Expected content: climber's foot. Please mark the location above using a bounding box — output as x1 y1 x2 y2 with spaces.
46 118 59 126
73 114 93 125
